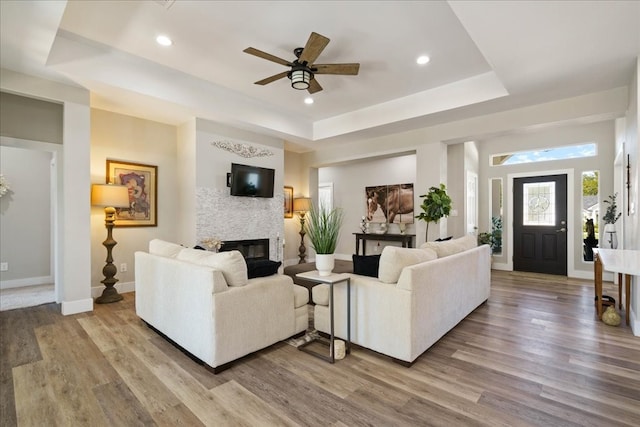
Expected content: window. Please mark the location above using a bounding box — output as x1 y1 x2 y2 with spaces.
582 170 599 261
491 143 596 166
318 182 333 211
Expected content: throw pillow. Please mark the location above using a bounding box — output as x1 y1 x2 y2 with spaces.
352 254 381 278
149 239 183 258
420 234 477 258
246 259 281 279
378 246 437 284
177 248 248 286
435 236 453 241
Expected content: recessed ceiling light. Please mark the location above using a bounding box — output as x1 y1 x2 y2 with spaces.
416 55 430 65
304 97 314 105
156 35 173 46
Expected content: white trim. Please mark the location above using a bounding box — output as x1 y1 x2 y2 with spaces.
507 169 575 276
61 298 93 315
91 281 135 298
0 276 54 290
631 307 640 337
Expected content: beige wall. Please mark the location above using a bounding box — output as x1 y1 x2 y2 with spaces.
90 109 179 294
0 91 63 144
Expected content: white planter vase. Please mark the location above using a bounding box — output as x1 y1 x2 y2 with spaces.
315 253 335 277
603 224 618 249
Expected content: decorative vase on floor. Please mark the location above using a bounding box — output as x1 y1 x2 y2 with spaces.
315 254 335 276
603 224 618 249
602 305 621 326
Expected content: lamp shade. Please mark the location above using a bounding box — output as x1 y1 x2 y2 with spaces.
291 69 311 90
293 197 311 213
91 184 130 208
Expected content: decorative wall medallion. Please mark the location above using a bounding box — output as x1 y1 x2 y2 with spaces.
211 140 274 158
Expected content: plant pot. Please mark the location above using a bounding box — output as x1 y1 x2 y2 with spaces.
315 254 335 277
603 224 618 249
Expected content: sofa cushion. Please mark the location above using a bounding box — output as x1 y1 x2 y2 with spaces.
420 234 476 258
352 254 381 278
378 246 437 284
246 259 281 279
149 239 183 258
312 284 330 306
177 248 248 286
293 285 309 308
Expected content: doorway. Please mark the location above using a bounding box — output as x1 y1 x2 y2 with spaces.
513 174 568 275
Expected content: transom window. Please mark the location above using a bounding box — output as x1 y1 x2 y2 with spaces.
491 143 596 166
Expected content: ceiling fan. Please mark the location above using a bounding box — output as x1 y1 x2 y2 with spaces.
243 32 360 94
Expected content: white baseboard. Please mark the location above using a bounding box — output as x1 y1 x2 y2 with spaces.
91 281 135 298
61 298 93 315
0 275 53 290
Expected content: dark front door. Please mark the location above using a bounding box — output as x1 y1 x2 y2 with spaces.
513 174 567 275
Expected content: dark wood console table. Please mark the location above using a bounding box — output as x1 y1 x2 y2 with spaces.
353 233 416 255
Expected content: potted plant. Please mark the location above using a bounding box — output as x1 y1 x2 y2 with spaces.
477 216 502 254
415 183 452 241
602 193 622 249
306 202 345 276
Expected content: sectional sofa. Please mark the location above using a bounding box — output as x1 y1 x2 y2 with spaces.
135 239 309 372
312 235 491 364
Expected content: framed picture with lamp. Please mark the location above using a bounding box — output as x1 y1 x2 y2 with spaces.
107 160 157 227
284 186 293 218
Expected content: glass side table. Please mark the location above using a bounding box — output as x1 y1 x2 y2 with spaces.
296 271 351 363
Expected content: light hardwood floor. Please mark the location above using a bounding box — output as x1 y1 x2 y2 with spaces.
1 271 639 426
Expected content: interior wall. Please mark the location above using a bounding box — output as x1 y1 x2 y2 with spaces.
284 150 306 265
193 119 285 262
318 154 417 257
0 91 63 143
622 58 639 335
477 120 615 277
90 109 179 294
0 73 92 315
0 145 52 288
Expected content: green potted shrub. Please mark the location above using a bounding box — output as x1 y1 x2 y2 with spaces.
602 193 621 249
415 183 452 241
306 202 345 276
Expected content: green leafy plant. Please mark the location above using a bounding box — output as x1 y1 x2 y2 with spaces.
477 216 502 253
415 183 452 241
602 193 622 225
306 203 345 254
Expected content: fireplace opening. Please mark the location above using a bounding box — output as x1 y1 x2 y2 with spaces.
219 238 269 261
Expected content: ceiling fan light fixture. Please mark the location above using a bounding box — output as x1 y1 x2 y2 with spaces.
291 69 311 90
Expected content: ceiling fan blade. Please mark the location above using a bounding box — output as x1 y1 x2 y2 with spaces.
308 78 323 94
298 32 330 64
243 47 292 66
313 63 360 75
255 71 289 85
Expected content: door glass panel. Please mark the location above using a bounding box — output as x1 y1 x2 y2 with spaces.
523 182 555 225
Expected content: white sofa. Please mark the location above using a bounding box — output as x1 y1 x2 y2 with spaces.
135 239 309 372
313 235 491 364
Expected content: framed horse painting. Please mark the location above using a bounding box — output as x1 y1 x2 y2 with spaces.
365 183 414 223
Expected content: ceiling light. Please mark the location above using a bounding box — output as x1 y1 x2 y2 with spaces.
416 55 430 65
290 69 311 90
156 35 173 46
304 97 314 105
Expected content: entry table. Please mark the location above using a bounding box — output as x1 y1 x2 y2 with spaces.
296 271 350 363
353 233 415 255
593 248 640 325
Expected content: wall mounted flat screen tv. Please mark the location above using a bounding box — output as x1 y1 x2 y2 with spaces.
229 163 275 198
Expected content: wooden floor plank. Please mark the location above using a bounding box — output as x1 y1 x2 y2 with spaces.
2 272 639 426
